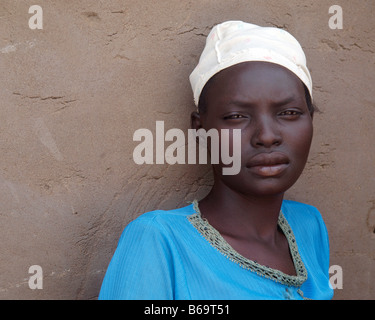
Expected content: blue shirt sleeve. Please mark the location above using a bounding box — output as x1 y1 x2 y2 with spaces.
308 205 333 299
99 213 175 300
282 201 334 299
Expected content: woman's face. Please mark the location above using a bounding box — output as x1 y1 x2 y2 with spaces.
194 61 313 197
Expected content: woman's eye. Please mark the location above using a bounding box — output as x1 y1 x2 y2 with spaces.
224 114 245 120
279 110 302 118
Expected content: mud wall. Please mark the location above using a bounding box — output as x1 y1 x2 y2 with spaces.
0 0 374 299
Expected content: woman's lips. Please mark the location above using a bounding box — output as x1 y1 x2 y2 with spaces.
250 163 289 177
246 152 290 177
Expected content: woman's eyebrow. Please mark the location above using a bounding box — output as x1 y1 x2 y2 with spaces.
272 96 298 106
226 99 255 107
227 95 298 107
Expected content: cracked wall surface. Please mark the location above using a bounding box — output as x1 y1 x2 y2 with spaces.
1 0 374 299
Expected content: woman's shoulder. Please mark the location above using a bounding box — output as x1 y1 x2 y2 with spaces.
124 202 196 234
281 199 329 242
282 199 323 220
111 203 197 257
281 199 328 233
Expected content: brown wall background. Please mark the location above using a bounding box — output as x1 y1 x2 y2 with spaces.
1 0 374 299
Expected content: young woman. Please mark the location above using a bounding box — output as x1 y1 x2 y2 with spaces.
99 21 333 300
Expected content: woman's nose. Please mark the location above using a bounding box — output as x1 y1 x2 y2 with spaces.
250 117 282 148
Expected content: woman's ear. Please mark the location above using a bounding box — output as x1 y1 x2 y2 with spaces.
191 111 204 145
310 111 314 121
190 111 202 130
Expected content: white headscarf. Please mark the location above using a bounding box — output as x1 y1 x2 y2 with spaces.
189 21 312 106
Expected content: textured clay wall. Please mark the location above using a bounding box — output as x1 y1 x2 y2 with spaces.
0 0 374 299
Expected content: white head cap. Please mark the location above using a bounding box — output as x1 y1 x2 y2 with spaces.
189 20 312 106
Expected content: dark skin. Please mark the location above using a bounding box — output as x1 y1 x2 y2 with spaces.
191 61 313 275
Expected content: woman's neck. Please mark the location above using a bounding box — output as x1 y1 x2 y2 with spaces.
198 182 284 243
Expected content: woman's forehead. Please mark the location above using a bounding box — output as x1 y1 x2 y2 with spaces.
204 61 306 104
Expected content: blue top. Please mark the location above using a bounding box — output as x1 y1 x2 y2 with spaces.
99 200 333 300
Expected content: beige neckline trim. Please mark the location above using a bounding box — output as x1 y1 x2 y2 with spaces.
188 200 308 288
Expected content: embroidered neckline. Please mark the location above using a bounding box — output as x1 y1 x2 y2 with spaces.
188 200 308 288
